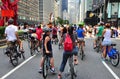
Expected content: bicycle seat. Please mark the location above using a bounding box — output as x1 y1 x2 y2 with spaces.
111 44 116 46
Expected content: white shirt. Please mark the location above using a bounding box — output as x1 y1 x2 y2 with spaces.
5 25 18 41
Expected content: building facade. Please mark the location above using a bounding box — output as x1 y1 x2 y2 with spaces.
39 0 43 23
107 1 120 27
43 0 54 24
18 0 39 24
61 0 68 19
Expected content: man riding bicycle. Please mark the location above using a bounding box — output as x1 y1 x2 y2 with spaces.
93 22 104 49
5 19 24 56
76 22 86 55
39 26 55 73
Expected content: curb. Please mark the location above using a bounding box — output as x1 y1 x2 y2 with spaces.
0 39 7 47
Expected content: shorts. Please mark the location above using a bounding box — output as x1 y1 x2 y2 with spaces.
77 38 84 43
42 51 53 58
7 41 17 47
95 36 103 42
102 40 112 46
52 35 57 39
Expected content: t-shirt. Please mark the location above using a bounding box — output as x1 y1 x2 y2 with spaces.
52 27 57 35
97 26 104 37
77 28 84 38
36 28 43 40
5 25 18 41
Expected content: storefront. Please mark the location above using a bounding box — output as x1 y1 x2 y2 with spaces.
107 1 120 27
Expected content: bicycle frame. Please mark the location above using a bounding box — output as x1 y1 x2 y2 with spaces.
107 46 118 58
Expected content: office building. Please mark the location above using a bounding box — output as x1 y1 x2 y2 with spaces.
18 0 39 24
61 0 68 19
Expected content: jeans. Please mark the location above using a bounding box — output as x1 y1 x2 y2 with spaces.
59 46 78 72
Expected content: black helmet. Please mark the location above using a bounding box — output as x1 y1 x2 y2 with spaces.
8 18 14 24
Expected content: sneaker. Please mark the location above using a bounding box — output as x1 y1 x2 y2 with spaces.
20 49 25 53
38 69 42 73
58 74 62 79
50 68 55 73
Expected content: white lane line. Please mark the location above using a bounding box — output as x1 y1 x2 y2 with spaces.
102 61 120 79
0 55 36 79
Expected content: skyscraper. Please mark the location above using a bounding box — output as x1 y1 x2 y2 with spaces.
61 0 68 19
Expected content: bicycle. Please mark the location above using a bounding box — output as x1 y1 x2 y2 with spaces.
102 44 119 67
78 39 85 60
5 41 25 67
94 37 102 53
42 54 55 79
30 37 40 56
66 55 77 79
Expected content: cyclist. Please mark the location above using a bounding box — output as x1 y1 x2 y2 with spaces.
39 26 55 73
5 19 24 56
93 22 104 49
102 23 112 60
36 25 43 52
58 26 78 79
76 22 86 55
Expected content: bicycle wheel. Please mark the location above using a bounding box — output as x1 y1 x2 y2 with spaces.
10 50 18 67
111 53 119 67
30 42 35 56
80 46 84 60
43 57 48 79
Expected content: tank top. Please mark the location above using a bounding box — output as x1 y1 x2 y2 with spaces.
43 34 52 51
103 29 111 41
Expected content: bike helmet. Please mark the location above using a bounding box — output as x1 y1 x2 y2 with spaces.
8 18 14 24
43 26 51 33
78 22 84 27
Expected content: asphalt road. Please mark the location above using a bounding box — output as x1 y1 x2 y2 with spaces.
0 38 120 79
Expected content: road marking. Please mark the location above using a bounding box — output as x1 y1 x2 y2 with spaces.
0 55 36 79
102 61 120 79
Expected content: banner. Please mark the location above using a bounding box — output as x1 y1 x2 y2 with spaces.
1 10 14 17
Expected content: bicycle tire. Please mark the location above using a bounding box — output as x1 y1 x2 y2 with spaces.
81 50 84 60
30 42 35 56
80 46 84 60
10 50 18 67
111 53 119 67
43 57 48 79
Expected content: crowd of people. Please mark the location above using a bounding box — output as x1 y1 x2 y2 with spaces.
4 18 120 79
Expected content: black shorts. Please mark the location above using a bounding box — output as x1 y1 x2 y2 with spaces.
52 35 57 39
42 51 53 58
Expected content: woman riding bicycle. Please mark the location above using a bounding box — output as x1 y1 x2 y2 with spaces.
102 23 112 60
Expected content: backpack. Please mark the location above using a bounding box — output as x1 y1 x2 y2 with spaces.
64 34 73 52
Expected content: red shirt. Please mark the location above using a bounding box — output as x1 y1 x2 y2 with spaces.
52 27 57 35
36 28 43 40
